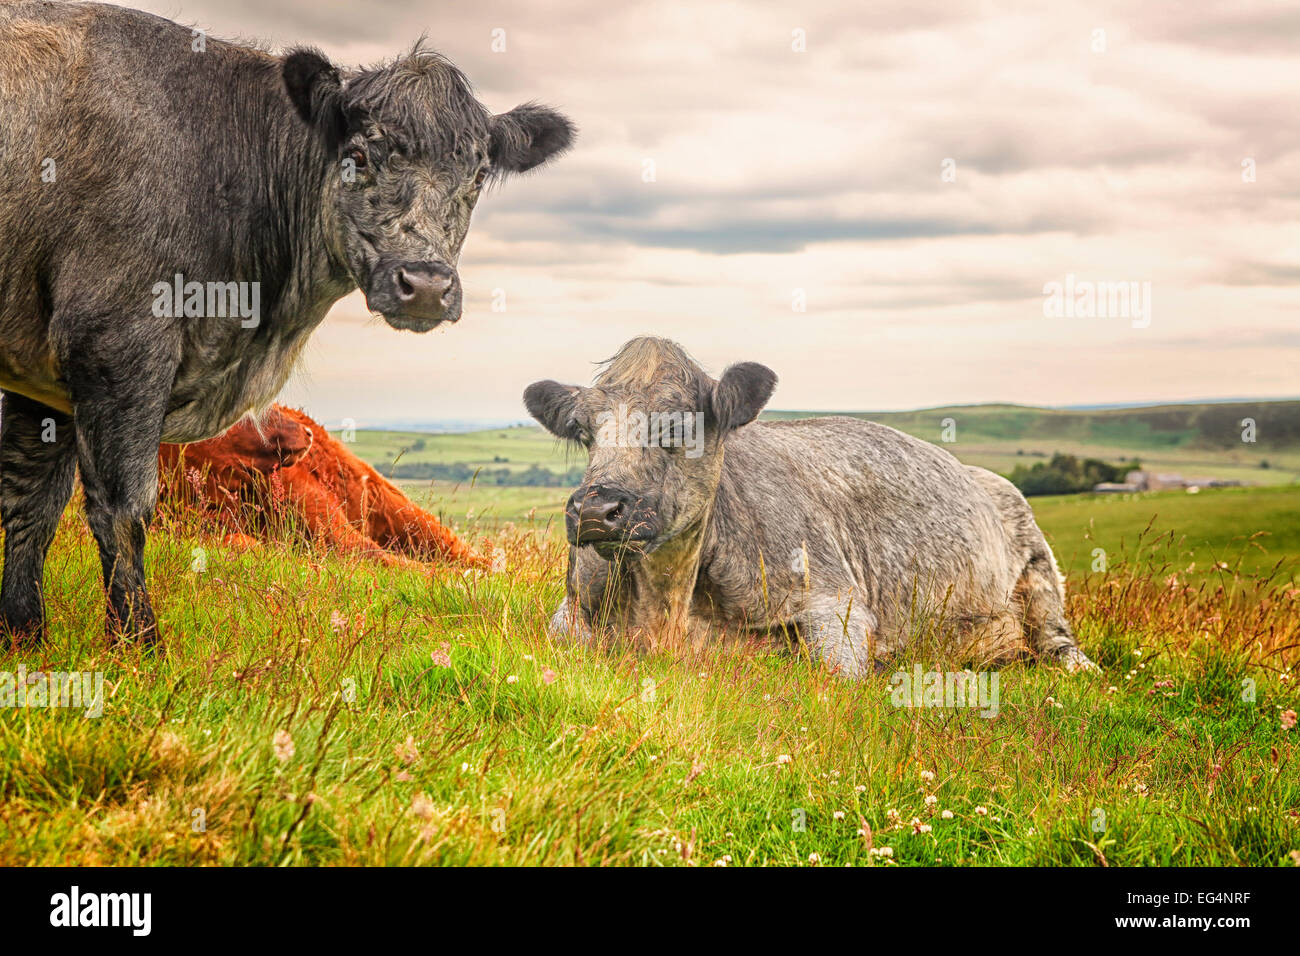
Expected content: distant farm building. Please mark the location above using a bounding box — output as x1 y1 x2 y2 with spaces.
1092 482 1141 493
1091 470 1247 493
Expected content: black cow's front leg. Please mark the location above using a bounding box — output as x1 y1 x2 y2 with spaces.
69 364 171 647
0 392 78 644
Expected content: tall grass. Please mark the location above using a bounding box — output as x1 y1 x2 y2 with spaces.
0 498 1296 866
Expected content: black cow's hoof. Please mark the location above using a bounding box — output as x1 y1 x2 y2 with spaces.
0 615 46 649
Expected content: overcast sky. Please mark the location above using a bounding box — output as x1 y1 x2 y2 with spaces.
140 0 1298 424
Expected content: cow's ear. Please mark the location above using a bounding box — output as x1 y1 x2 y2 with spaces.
250 406 314 470
490 104 575 174
274 423 313 469
524 380 583 440
711 362 777 433
283 48 345 145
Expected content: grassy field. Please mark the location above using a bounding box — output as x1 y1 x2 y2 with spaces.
344 425 576 477
394 477 1300 582
399 480 569 530
0 484 1297 866
1034 485 1300 579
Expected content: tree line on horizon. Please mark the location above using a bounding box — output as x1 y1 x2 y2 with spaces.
1007 453 1136 496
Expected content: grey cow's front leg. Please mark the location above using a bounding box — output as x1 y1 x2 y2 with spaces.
794 591 878 678
548 595 597 642
549 545 621 642
66 349 173 647
0 392 78 644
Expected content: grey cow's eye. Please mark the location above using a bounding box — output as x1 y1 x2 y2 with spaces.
348 147 369 170
473 166 489 189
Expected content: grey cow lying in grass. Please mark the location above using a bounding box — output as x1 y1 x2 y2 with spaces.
524 337 1096 677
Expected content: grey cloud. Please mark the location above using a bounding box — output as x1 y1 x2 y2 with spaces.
1139 2 1300 54
1211 259 1300 287
127 0 1299 419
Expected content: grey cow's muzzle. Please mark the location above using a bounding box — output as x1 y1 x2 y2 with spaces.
565 484 661 557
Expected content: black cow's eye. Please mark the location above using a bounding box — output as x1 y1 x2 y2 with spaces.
349 148 368 170
473 166 489 189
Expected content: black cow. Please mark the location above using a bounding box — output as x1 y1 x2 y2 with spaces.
0 1 573 645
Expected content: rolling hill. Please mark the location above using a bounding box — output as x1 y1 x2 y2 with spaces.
336 400 1300 489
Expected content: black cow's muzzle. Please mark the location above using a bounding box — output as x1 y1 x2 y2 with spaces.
367 260 462 331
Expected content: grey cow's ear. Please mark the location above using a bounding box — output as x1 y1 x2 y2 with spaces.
524 380 583 440
711 362 777 433
490 104 576 174
283 48 346 146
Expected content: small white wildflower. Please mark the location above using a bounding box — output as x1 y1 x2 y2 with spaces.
272 729 294 763
410 793 435 820
394 735 418 764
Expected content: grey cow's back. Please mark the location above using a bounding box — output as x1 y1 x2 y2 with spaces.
701 416 1022 652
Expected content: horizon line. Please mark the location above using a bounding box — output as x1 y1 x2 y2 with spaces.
338 395 1300 433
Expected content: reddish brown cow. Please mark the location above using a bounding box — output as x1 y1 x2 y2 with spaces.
158 406 488 570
